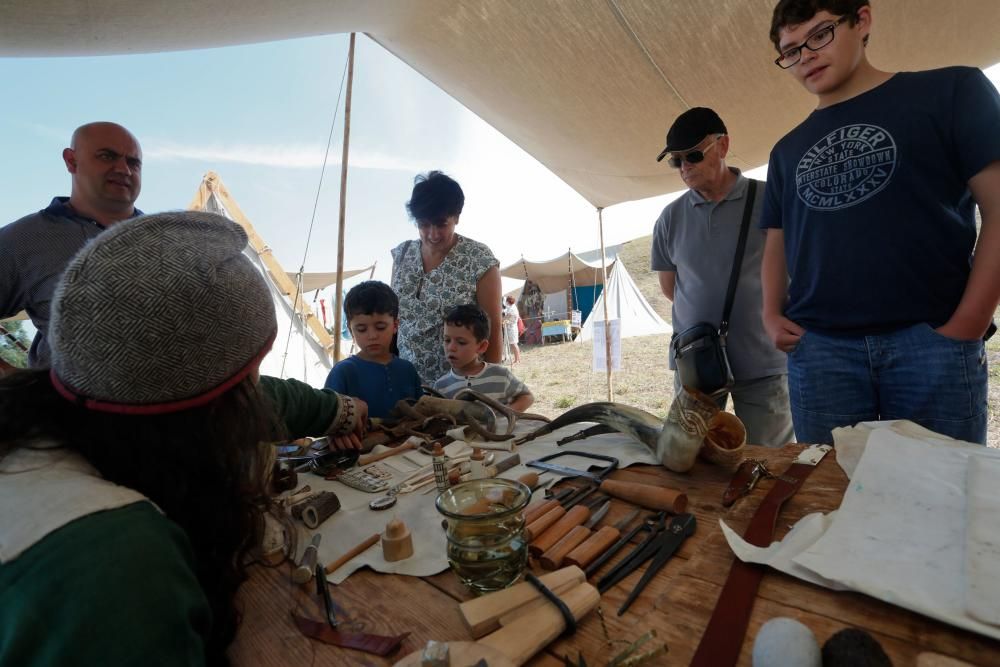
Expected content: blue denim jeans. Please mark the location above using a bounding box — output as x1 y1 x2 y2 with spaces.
787 323 988 445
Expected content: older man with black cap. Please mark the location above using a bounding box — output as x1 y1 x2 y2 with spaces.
650 107 793 448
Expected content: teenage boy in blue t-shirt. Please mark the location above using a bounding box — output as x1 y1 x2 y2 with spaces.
324 281 423 419
760 0 1000 444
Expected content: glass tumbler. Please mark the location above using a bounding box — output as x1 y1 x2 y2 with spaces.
436 478 531 593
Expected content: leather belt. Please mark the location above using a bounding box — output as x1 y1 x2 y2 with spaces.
690 444 832 667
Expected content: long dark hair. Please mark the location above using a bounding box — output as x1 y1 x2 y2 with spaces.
0 369 274 665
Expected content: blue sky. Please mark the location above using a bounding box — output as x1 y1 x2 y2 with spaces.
2 34 998 323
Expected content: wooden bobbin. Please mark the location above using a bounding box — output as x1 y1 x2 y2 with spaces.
292 491 341 529
382 518 414 562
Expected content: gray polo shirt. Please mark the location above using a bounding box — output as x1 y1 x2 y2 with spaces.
650 170 786 381
0 198 142 367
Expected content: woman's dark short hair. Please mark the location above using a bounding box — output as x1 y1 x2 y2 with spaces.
406 171 465 223
444 303 490 342
344 281 399 320
769 0 868 51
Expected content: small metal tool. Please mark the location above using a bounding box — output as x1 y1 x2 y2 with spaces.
617 513 697 615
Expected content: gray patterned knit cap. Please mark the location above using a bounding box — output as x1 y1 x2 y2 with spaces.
48 211 277 414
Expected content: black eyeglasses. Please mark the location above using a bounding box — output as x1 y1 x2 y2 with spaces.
775 15 851 69
666 135 723 169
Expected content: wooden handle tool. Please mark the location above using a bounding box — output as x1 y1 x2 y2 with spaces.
524 498 559 526
323 533 379 575
459 566 585 638
291 533 321 585
357 441 416 466
539 525 591 570
524 505 565 542
529 505 589 557
564 509 641 570
599 479 688 513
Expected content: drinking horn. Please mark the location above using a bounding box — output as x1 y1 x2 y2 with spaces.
515 388 720 473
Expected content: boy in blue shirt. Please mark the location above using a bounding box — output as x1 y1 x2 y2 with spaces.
761 0 1000 444
324 281 423 418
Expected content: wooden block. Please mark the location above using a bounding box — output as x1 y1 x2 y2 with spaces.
479 581 601 665
459 566 586 638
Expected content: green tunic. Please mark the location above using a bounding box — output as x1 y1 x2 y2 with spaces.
259 375 343 439
0 502 211 666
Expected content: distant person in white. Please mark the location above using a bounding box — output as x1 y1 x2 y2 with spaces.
432 304 534 412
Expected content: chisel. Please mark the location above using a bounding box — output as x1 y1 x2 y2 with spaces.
524 485 596 541
529 494 606 557
564 508 640 570
539 500 611 570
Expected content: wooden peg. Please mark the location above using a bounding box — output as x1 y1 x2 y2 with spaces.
382 518 414 562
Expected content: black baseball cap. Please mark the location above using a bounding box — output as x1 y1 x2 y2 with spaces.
655 107 728 162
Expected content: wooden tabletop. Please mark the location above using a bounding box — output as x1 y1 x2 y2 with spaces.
229 444 1000 666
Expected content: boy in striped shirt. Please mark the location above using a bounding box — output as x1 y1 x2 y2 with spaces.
433 304 534 412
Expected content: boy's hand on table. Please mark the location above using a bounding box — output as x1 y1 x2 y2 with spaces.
763 313 805 353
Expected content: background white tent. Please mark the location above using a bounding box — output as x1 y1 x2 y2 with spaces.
576 259 671 342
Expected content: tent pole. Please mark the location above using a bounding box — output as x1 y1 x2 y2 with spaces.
597 207 613 401
333 32 356 362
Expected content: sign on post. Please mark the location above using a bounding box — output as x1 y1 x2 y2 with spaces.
592 319 621 371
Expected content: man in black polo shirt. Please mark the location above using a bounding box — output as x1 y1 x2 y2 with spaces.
1 122 144 369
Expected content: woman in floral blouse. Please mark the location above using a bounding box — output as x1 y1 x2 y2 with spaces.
391 171 502 385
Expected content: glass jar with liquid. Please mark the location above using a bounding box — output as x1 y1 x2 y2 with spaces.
435 478 531 593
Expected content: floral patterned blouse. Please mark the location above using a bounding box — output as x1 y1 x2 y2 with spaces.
391 235 499 384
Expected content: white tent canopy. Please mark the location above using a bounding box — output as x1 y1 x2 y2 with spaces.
576 259 671 342
191 173 335 387
287 266 374 293
500 250 614 294
3 2 997 207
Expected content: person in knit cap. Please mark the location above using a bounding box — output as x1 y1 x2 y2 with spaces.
0 211 321 665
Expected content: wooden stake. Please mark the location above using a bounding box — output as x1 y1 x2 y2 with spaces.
332 32 356 361
324 532 379 575
597 206 613 401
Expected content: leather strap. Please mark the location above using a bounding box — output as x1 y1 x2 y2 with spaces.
292 615 409 656
719 179 758 337
690 445 831 666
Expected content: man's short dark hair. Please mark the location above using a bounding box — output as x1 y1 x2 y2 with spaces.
769 0 869 51
344 281 399 321
406 171 465 222
444 303 490 342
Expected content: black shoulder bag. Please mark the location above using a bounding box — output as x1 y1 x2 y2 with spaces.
671 179 758 396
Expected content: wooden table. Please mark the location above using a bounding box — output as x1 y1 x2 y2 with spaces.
230 445 1000 666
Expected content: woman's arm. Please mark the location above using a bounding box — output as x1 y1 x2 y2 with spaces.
477 265 503 363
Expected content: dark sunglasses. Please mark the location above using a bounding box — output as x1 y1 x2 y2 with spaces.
666 135 723 169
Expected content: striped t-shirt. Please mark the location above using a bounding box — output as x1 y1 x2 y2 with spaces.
432 363 529 405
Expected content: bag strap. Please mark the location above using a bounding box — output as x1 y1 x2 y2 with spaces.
719 179 758 337
392 240 413 286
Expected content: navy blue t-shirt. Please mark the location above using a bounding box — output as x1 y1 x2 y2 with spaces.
323 355 423 419
761 67 1000 335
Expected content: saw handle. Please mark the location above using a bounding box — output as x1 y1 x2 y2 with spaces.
599 479 688 513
